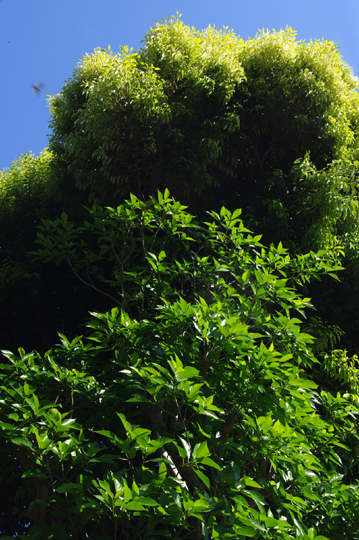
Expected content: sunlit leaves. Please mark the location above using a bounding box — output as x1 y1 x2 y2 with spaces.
1 192 359 539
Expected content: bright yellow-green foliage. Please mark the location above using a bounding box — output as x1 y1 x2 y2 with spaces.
47 17 359 209
240 27 359 158
322 349 359 396
142 15 245 102
65 47 170 130
0 150 52 217
266 153 359 252
48 17 246 197
3 17 359 256
48 47 170 194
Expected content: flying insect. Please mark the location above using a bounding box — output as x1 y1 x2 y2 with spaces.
32 82 45 95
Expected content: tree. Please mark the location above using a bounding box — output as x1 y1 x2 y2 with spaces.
0 151 60 352
2 17 359 353
1 192 358 540
48 18 359 232
48 19 245 205
2 17 359 538
0 150 104 354
44 17 359 354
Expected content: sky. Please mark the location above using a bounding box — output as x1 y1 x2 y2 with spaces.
1 0 359 171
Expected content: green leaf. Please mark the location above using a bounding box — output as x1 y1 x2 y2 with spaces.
11 437 33 449
192 499 211 510
198 457 221 471
257 415 272 432
288 378 318 389
194 468 210 489
125 501 145 511
247 490 266 507
178 366 200 380
27 499 46 514
133 496 159 506
243 477 262 489
179 437 192 460
247 515 266 531
56 483 83 493
192 441 210 459
235 526 257 536
117 413 132 433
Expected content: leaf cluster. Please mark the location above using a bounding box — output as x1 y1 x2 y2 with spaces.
1 192 358 539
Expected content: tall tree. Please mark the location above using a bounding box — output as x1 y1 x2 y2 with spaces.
48 18 359 229
2 17 359 353
2 16 359 538
39 18 359 355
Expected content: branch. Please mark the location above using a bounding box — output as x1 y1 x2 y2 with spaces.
64 255 121 306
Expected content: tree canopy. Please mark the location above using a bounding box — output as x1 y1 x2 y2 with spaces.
45 19 359 351
48 18 359 241
2 16 359 539
2 192 359 540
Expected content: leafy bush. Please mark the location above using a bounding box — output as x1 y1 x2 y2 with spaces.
1 192 358 539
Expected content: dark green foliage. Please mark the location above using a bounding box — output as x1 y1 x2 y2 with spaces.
0 151 56 352
2 17 359 539
2 17 359 352
43 18 359 356
0 152 107 353
48 19 359 237
1 192 358 540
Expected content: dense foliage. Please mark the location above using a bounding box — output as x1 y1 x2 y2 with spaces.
0 151 62 352
2 16 359 539
2 192 359 540
48 17 359 248
2 17 359 353
45 16 359 353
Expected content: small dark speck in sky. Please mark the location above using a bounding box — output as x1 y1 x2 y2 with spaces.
32 83 45 96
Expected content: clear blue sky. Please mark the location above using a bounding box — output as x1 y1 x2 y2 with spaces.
1 0 359 171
